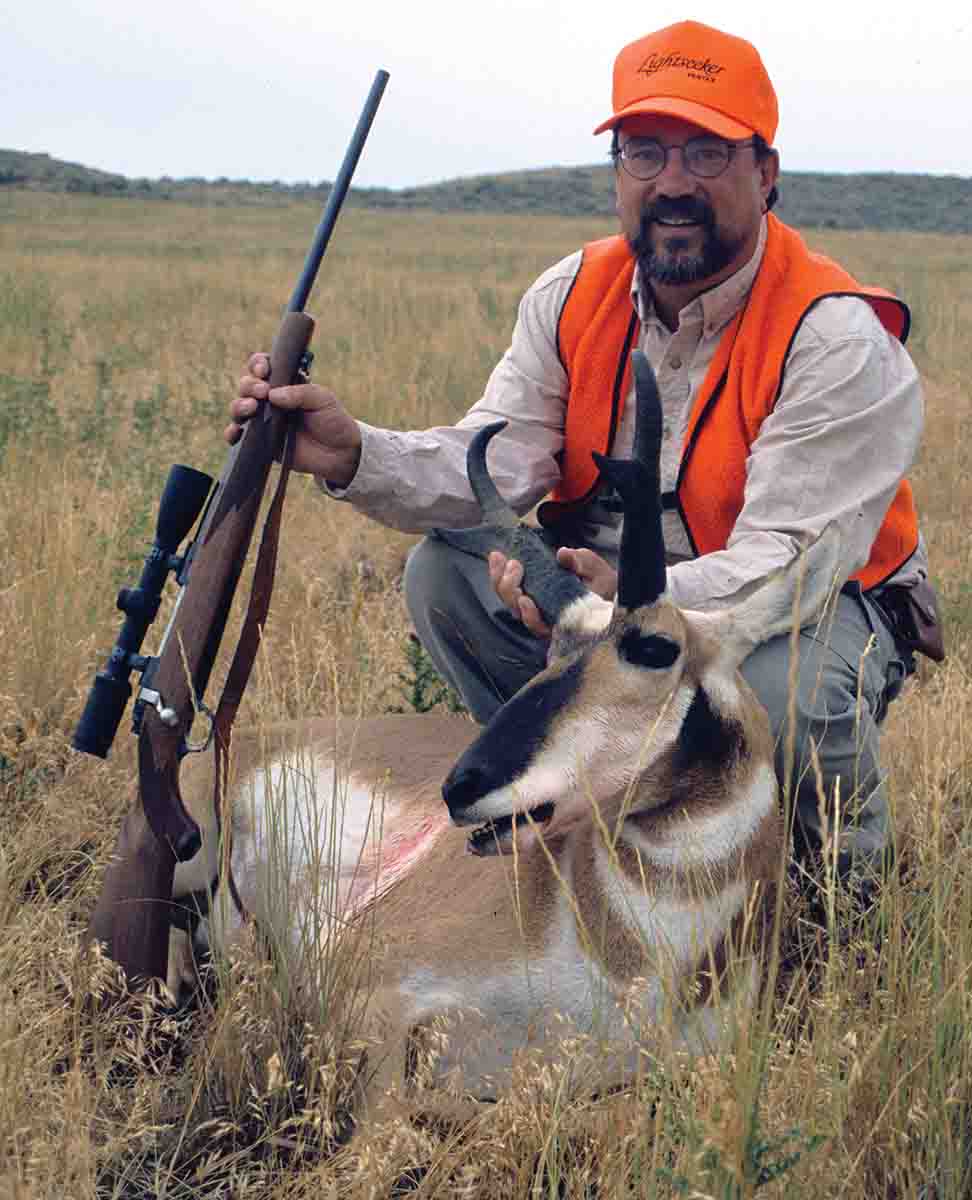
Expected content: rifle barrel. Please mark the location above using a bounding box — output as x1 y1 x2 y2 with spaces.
288 68 390 314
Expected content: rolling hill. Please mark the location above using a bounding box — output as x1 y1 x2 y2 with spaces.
2 148 969 234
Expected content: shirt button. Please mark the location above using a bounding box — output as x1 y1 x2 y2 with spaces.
669 354 682 370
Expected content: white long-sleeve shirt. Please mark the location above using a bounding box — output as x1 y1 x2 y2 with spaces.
322 218 927 608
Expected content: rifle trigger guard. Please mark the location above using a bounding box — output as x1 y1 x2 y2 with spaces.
183 702 215 755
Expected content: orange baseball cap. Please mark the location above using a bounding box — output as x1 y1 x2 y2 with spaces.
594 21 778 144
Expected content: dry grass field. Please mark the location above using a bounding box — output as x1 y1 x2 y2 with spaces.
1 189 971 1198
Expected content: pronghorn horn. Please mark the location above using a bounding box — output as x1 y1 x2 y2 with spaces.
591 350 666 610
431 421 588 627
465 420 520 529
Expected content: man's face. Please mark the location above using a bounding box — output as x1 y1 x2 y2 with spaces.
614 114 778 289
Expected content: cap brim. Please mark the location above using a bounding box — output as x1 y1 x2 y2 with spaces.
593 96 754 140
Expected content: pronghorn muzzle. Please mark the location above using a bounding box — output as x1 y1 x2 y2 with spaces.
442 656 586 853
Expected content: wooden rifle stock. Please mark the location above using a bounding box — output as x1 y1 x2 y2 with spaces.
87 315 311 983
85 71 389 987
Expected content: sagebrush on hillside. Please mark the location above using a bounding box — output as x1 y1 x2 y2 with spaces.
1 190 970 1198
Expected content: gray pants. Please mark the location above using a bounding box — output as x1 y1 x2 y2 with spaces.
404 537 914 874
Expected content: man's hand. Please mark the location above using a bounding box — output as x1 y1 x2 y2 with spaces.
226 353 363 486
488 547 618 638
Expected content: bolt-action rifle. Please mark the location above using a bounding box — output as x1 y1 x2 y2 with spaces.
76 71 390 986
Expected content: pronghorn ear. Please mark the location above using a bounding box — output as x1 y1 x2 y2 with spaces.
695 524 845 669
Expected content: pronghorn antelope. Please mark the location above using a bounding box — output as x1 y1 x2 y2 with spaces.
167 351 841 1119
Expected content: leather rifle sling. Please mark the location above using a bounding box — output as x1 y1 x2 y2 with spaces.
209 423 296 920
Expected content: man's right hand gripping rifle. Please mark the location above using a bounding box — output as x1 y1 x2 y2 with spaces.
228 353 362 489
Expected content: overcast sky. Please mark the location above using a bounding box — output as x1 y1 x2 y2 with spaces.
6 0 970 188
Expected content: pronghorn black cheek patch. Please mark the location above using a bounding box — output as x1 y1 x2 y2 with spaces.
618 629 680 670
674 687 746 774
443 657 585 817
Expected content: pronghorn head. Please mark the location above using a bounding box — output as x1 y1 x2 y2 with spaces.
441 351 843 857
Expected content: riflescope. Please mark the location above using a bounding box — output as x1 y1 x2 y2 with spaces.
73 463 214 758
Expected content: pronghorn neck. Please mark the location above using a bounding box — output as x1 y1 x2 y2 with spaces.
481 669 779 975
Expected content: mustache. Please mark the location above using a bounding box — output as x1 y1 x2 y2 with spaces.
641 196 716 229
628 197 717 262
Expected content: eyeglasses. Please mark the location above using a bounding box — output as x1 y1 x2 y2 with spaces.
614 136 757 181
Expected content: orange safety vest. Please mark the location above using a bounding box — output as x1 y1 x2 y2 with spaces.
548 214 919 590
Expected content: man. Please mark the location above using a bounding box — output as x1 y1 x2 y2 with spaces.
228 21 938 883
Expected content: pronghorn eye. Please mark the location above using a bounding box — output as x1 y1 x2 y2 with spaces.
618 629 680 670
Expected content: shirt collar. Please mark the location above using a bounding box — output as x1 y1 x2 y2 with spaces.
631 216 768 336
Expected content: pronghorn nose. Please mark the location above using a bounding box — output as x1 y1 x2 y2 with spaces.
442 656 585 820
442 762 492 817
